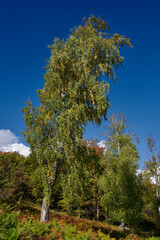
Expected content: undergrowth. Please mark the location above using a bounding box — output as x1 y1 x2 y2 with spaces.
0 207 159 240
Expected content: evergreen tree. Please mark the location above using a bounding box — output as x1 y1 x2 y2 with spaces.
99 114 143 226
22 16 131 222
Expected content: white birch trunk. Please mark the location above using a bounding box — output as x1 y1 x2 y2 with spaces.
155 172 160 216
96 203 100 221
40 161 59 222
40 196 49 222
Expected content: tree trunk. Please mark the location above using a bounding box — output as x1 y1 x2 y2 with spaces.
104 212 108 223
40 161 59 222
155 173 160 216
158 197 160 216
40 196 49 222
96 203 100 221
77 206 81 218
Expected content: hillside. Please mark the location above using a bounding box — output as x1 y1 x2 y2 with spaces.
0 201 160 240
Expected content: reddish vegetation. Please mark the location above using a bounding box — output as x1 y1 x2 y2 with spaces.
17 206 120 236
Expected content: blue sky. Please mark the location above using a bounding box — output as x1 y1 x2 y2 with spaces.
0 0 160 168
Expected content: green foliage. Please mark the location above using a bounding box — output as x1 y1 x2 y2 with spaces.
22 153 38 175
61 226 94 240
0 152 32 204
59 141 103 217
61 225 77 239
22 16 131 221
99 114 143 226
146 134 160 180
0 209 159 239
19 217 94 239
18 220 33 239
31 167 44 203
18 219 57 239
145 237 160 240
144 134 160 218
0 211 19 240
59 144 91 214
141 178 159 228
97 230 115 239
0 151 49 206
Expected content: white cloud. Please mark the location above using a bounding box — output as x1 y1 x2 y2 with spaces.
0 129 18 146
137 169 157 184
0 129 30 157
2 143 31 157
97 140 106 150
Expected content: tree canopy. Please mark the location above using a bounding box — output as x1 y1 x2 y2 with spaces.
99 114 143 226
22 16 131 222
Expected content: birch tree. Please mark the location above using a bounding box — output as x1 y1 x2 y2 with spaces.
146 134 160 217
99 114 143 226
22 16 131 222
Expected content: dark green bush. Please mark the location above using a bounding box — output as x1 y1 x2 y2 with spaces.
0 211 19 240
0 152 32 204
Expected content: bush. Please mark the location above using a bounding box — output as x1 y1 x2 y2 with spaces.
124 233 143 240
97 230 114 240
18 219 51 239
61 224 95 240
0 211 19 240
0 152 32 204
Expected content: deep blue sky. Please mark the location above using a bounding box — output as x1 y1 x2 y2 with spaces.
0 0 160 168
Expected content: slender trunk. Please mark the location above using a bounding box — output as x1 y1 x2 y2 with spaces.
116 129 120 154
40 161 59 222
96 203 100 221
50 161 59 189
40 196 49 222
156 185 160 216
77 206 81 218
155 173 160 216
158 197 160 216
104 212 108 223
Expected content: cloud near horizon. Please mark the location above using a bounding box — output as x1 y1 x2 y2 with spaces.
97 140 106 150
0 129 30 157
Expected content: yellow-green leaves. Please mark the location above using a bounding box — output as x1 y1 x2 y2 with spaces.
22 16 131 221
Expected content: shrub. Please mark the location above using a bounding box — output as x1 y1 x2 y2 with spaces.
124 233 143 240
18 219 51 239
75 229 95 240
61 225 77 239
0 152 32 204
97 229 113 240
61 225 95 240
0 211 19 240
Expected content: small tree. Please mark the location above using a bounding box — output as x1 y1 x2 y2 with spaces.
145 134 160 217
99 114 143 226
22 16 131 222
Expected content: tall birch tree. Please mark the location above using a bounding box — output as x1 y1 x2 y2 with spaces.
22 16 131 222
